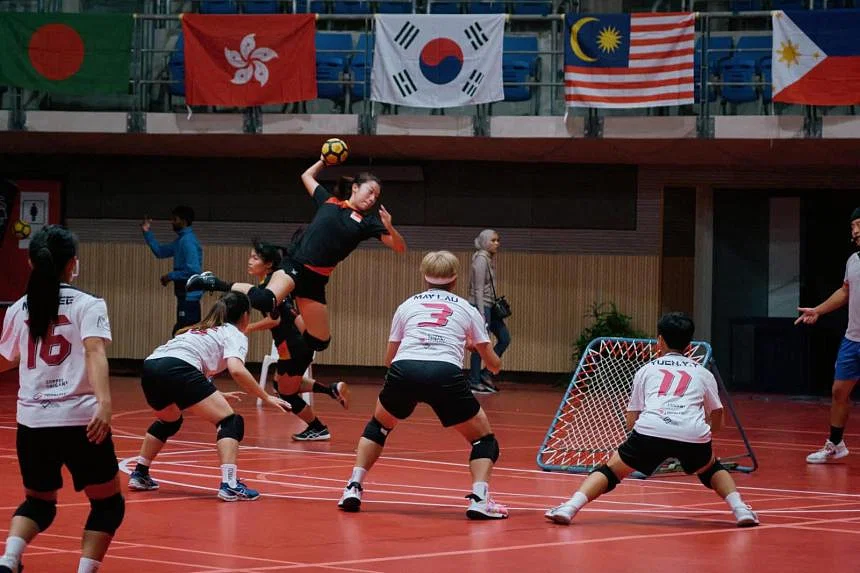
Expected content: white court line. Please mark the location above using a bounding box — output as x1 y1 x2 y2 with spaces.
184 513 860 573
104 431 860 500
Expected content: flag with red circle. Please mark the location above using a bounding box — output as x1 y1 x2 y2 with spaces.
0 13 132 95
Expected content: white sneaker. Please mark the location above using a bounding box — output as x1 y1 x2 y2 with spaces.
806 440 849 464
733 505 760 527
465 494 508 520
544 503 577 525
337 482 363 512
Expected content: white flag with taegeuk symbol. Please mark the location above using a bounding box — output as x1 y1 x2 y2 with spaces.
371 14 504 108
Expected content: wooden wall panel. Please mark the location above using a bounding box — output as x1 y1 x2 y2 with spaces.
76 243 660 373
661 256 695 316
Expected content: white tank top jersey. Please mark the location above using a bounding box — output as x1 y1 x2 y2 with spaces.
844 253 860 342
0 285 113 428
627 353 723 444
389 289 490 368
147 322 248 378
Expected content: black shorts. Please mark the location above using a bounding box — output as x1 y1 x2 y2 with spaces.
17 424 118 492
379 360 481 427
280 256 328 305
617 430 714 476
274 323 309 377
141 357 218 411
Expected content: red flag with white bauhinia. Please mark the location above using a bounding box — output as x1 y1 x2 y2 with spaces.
182 14 317 106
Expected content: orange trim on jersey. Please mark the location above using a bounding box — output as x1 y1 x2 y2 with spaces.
304 264 335 277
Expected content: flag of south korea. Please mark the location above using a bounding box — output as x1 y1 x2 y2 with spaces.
371 14 504 108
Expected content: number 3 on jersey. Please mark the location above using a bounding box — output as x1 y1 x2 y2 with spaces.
418 303 453 327
657 369 692 397
25 316 73 369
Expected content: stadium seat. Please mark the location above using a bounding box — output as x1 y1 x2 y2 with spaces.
242 0 281 12
696 36 733 77
428 0 460 12
736 36 772 73
511 0 551 15
467 1 505 13
761 57 772 104
316 32 353 104
719 57 758 107
730 0 764 10
333 0 371 13
771 0 806 9
350 33 373 104
199 0 239 13
167 33 185 99
294 0 326 12
376 0 413 12
503 35 540 109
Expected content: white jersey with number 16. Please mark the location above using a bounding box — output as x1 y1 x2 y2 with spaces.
628 353 723 444
0 285 113 429
389 289 490 368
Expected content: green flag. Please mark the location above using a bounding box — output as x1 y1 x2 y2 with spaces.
0 13 132 95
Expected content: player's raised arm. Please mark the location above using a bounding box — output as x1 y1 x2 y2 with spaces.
301 159 326 197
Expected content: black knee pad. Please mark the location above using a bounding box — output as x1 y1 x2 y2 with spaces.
303 331 331 352
362 417 392 446
591 464 621 492
216 413 245 442
247 286 276 314
147 416 183 443
84 493 125 536
279 393 308 415
469 433 500 463
697 460 726 489
14 496 57 532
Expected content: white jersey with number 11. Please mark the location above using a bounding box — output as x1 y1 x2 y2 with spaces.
628 353 722 444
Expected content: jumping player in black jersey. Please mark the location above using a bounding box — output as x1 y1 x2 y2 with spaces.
245 239 350 441
186 154 407 358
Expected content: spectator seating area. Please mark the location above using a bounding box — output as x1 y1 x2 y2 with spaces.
193 0 553 15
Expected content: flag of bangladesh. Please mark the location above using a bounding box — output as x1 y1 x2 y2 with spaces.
0 13 132 95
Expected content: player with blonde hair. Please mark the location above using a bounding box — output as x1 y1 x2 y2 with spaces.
337 251 508 520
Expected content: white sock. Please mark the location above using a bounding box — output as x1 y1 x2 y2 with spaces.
137 456 152 467
567 491 589 510
349 467 367 485
724 491 745 510
472 481 489 501
0 535 27 568
77 556 101 573
221 464 238 488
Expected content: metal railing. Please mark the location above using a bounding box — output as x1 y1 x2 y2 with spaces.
1 7 854 136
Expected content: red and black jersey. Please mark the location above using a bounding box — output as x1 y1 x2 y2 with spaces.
289 185 388 274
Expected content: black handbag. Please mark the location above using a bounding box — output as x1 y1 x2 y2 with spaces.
488 267 511 320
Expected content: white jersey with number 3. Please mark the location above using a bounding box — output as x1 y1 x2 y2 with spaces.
627 353 722 443
146 322 248 377
0 285 113 429
389 289 490 367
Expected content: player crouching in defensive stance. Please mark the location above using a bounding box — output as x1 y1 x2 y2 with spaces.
545 312 759 528
337 251 508 519
128 292 288 501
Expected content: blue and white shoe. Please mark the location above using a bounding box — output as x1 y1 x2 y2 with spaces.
218 480 260 501
128 470 159 491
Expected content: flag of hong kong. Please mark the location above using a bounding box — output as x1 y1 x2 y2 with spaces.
182 14 317 106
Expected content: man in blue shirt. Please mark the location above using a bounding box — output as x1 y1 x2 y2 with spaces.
140 205 203 336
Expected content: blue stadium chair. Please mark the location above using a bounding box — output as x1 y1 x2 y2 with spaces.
693 51 716 103
696 36 733 77
761 57 772 105
730 0 764 10
736 36 772 73
719 57 758 108
511 0 551 15
333 0 371 13
316 32 353 104
199 0 239 13
167 33 185 99
428 0 460 12
242 0 280 12
294 0 326 12
376 0 413 12
770 0 806 9
350 33 373 106
467 1 505 13
502 35 540 112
